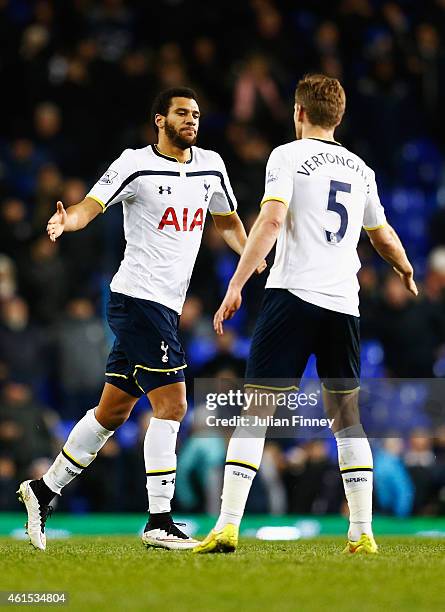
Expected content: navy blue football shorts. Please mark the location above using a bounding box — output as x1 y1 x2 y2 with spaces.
245 289 360 392
105 292 186 397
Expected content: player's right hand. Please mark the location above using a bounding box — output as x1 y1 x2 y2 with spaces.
394 267 418 297
213 284 242 335
47 201 67 242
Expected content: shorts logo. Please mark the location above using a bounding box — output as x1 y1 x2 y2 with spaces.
266 168 279 184
204 181 211 202
159 185 172 195
99 170 118 185
161 341 169 363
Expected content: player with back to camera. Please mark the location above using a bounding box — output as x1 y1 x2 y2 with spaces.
18 87 266 551
194 74 418 555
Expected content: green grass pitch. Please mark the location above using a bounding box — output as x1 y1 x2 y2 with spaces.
1 537 444 611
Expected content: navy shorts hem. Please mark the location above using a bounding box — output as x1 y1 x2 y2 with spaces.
105 372 142 398
105 366 187 397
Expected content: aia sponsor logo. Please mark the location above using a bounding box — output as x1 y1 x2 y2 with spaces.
158 207 203 231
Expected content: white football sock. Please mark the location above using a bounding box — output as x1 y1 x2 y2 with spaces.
144 417 180 514
43 408 114 495
214 426 266 531
335 424 373 541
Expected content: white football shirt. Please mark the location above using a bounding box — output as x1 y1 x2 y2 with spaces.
262 138 386 316
87 144 237 314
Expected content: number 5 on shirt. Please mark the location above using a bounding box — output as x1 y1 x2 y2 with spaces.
325 180 351 245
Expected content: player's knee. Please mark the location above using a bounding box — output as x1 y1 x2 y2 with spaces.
153 398 187 422
109 409 131 429
97 402 133 430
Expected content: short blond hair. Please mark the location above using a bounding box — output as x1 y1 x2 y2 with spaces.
295 74 346 128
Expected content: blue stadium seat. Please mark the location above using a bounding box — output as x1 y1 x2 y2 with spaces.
187 337 217 369
397 138 443 188
361 340 385 378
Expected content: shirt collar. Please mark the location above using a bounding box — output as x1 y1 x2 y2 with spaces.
307 137 342 147
151 144 193 164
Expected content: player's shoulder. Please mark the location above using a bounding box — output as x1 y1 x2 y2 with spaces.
113 146 147 167
269 140 297 164
342 145 377 187
337 143 374 173
192 146 226 167
271 140 298 156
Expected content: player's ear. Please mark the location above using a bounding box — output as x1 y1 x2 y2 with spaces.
155 114 165 131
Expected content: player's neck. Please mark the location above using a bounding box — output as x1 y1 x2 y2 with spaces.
302 126 337 142
155 139 191 163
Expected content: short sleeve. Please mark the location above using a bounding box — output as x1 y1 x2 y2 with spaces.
363 170 387 230
261 146 293 208
209 155 237 216
87 149 139 211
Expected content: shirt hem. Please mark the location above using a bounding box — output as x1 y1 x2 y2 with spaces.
109 284 183 315
265 284 360 317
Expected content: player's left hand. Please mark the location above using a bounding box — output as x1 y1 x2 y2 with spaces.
393 267 418 297
256 259 267 275
213 284 242 335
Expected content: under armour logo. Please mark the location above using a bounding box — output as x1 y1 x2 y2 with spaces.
204 181 210 202
161 477 175 486
161 341 169 363
159 186 172 195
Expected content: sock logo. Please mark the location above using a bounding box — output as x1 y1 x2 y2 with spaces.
65 467 77 477
233 470 253 481
345 477 368 483
161 477 175 486
161 341 169 363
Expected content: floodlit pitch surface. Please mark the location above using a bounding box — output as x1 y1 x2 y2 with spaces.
1 537 444 611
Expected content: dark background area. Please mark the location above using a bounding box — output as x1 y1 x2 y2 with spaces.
0 0 445 518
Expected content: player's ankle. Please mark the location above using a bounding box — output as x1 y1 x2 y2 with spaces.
147 511 172 528
214 512 241 531
30 478 58 506
348 521 373 541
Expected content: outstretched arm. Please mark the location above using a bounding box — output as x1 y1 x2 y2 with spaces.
366 224 418 296
213 200 287 334
46 197 103 242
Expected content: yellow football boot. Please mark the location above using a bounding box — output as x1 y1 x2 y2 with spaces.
343 533 378 554
193 523 239 554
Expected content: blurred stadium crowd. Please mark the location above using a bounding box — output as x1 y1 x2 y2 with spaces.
1 0 445 516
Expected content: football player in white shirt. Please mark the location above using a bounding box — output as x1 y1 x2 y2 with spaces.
195 74 418 555
18 87 265 551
